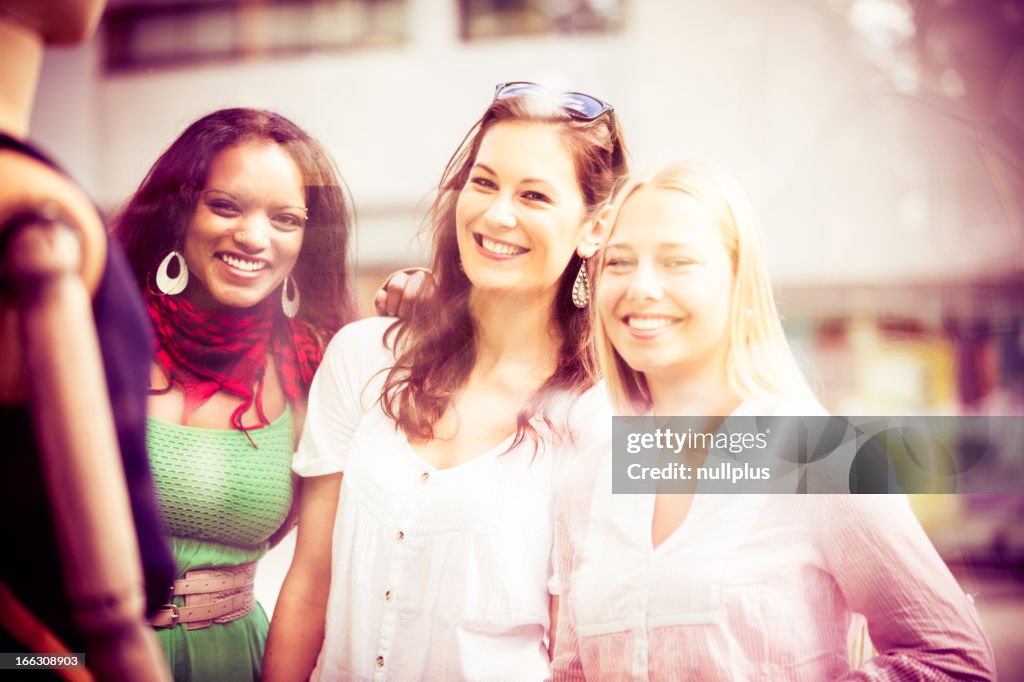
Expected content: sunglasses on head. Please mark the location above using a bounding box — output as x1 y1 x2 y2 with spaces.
493 81 614 121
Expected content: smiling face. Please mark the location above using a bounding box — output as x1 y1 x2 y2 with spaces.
182 140 307 311
454 121 592 301
597 186 735 385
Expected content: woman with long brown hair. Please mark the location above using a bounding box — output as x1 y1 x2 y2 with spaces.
264 82 628 681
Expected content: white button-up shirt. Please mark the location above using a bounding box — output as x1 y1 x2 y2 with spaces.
552 400 995 681
294 317 609 681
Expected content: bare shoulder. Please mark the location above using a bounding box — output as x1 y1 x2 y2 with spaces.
0 149 107 403
0 149 106 293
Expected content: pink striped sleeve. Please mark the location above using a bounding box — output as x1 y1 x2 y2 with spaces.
817 495 996 681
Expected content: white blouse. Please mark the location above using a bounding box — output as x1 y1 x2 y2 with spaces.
552 400 995 681
293 317 610 681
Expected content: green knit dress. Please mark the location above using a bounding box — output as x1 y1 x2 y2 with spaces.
147 409 294 682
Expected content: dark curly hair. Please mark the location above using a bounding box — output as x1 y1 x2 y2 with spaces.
113 107 356 339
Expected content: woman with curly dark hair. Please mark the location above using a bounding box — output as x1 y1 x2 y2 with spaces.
114 107 356 681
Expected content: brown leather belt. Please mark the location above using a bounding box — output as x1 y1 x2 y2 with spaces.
150 562 256 630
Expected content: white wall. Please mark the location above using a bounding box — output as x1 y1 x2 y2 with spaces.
30 0 1023 282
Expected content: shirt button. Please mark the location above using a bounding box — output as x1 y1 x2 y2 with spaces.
376 655 384 668
396 530 405 542
385 590 393 601
421 471 430 483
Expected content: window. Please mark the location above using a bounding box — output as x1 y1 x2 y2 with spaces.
104 0 407 72
459 0 625 41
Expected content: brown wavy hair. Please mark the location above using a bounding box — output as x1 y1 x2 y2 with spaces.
381 93 629 450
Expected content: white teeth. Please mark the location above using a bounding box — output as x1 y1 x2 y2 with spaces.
219 254 267 272
480 235 528 256
627 316 675 330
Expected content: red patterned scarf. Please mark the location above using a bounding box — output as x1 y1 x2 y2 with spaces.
146 292 323 439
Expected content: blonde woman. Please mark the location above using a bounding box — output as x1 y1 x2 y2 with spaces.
552 162 995 680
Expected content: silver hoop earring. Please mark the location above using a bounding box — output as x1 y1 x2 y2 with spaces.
281 275 300 318
571 259 590 309
155 250 188 295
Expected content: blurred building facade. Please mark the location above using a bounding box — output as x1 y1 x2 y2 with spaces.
31 0 1024 411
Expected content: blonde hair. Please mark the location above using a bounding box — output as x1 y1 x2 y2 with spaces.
595 161 815 414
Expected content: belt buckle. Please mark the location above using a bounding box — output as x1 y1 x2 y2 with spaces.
159 603 180 627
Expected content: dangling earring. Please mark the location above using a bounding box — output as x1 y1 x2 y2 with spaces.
154 250 188 295
572 259 590 309
281 275 300 318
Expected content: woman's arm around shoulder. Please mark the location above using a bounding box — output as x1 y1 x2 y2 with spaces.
817 494 996 680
